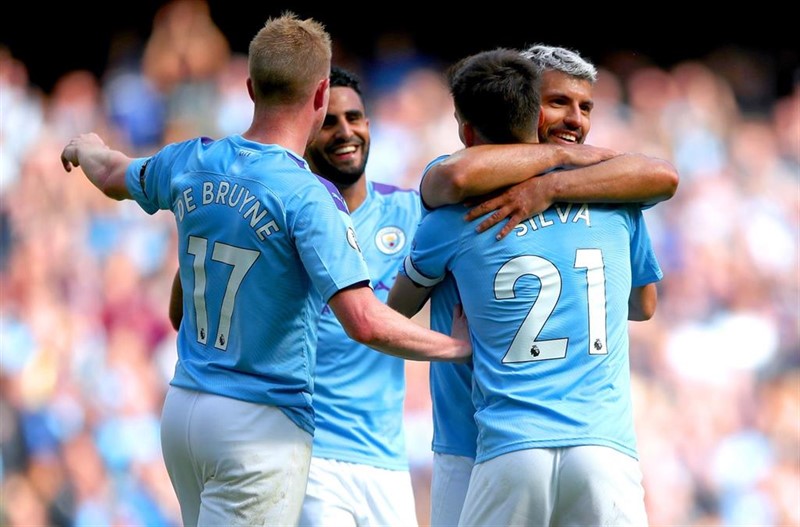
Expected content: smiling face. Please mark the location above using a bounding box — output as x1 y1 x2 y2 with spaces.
538 69 595 145
305 85 370 189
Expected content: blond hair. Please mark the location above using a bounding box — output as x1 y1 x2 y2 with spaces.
248 11 332 104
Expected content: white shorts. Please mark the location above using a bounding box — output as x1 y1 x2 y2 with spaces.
300 456 418 527
160 386 312 527
430 453 474 527
459 445 647 527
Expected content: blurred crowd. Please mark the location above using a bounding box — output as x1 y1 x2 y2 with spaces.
1 1 798 525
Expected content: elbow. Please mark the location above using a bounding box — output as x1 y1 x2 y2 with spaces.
446 170 471 202
630 299 657 321
339 300 380 344
652 161 679 201
630 306 656 322
661 163 680 199
105 188 128 201
344 318 379 346
640 159 680 206
629 284 658 321
434 160 471 202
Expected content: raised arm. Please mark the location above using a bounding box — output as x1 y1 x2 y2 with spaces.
420 143 618 209
465 153 679 239
60 133 133 200
328 285 469 362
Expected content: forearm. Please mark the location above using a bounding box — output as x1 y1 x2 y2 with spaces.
81 148 133 200
331 286 468 361
62 133 133 200
546 154 678 205
361 302 468 361
422 144 567 208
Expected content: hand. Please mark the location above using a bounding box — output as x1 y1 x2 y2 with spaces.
464 176 552 240
60 133 106 172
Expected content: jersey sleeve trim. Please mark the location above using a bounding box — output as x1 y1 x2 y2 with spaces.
403 255 443 288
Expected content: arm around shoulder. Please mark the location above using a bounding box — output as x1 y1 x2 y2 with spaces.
545 153 679 206
421 144 571 209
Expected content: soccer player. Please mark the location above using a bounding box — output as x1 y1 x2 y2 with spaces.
390 43 678 527
59 13 471 527
164 65 422 526
298 66 422 526
390 47 662 526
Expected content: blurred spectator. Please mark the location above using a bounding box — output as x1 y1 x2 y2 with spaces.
103 31 167 154
141 0 231 141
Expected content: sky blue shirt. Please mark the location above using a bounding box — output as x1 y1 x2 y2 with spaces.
427 275 478 458
312 181 421 470
404 189 662 464
126 135 371 435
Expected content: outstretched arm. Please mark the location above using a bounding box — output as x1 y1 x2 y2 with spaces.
329 285 470 362
60 133 133 200
465 153 679 239
420 143 618 209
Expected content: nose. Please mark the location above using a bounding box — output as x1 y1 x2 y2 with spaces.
333 118 353 140
563 104 582 128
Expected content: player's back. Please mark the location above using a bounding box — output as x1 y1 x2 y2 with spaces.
132 134 369 434
415 201 660 463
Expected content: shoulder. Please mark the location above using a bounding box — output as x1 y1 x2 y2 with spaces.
370 180 420 199
370 181 420 210
423 154 450 174
418 204 464 230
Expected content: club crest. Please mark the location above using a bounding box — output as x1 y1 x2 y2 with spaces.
375 226 406 255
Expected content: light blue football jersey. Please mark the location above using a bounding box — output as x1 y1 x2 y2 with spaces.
428 275 478 459
126 135 371 435
311 181 421 470
404 197 662 464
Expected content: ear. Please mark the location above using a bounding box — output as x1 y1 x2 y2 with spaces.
538 110 545 127
314 77 330 111
247 78 255 102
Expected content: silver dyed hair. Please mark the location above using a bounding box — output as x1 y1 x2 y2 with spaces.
521 44 597 84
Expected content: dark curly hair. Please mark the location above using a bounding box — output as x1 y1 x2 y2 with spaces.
330 66 362 95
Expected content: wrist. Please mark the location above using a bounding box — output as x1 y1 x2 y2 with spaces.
539 172 560 204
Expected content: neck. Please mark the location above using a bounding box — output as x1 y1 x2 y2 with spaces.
338 175 368 212
242 104 318 155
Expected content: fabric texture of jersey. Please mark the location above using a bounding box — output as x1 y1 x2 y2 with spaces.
312 181 421 470
404 198 662 464
126 135 371 435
